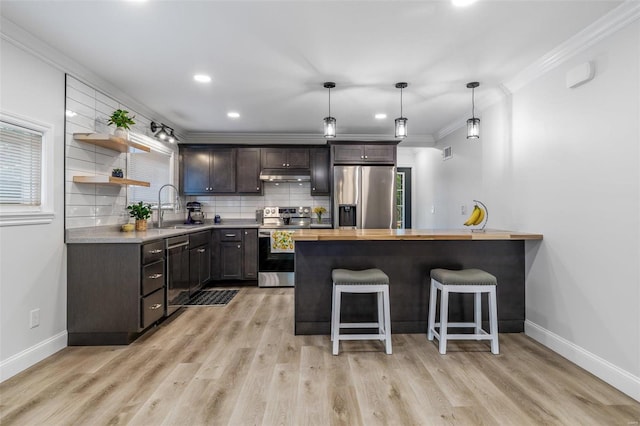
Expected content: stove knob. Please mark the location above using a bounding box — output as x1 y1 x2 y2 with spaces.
303 207 310 214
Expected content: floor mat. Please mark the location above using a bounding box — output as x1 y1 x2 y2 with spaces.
180 289 239 306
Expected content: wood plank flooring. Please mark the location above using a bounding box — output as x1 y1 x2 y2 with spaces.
1 287 639 425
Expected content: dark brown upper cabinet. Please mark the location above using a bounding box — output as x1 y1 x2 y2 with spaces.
310 147 330 196
181 147 236 194
332 144 396 165
236 147 262 194
262 148 309 169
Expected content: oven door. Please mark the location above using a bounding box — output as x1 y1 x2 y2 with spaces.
258 229 295 287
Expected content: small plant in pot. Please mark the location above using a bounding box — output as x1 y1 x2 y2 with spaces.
107 109 135 139
111 168 123 178
127 201 152 231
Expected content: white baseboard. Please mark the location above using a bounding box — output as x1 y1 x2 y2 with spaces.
0 331 67 383
525 320 640 402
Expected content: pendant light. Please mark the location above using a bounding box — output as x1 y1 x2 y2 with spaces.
323 82 336 138
394 82 408 139
466 82 480 139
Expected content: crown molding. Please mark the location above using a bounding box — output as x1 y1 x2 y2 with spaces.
184 132 435 145
0 17 183 135
504 0 640 93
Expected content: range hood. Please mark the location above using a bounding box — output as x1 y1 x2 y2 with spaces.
259 171 311 183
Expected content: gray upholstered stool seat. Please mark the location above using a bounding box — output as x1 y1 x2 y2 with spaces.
331 268 392 355
427 268 499 354
430 268 497 286
332 268 390 285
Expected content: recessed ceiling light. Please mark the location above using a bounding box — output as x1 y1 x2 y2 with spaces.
227 112 240 118
193 74 211 83
375 113 387 120
65 110 77 117
452 0 477 7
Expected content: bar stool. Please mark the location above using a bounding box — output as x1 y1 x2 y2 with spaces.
427 268 499 354
331 268 392 355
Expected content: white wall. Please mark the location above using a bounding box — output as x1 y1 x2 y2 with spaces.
426 22 640 400
0 39 67 380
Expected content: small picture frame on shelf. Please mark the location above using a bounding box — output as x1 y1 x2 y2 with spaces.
111 168 123 178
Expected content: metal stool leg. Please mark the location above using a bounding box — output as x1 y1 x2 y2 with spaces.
439 287 449 354
489 287 499 354
474 292 482 338
332 287 341 355
427 279 437 340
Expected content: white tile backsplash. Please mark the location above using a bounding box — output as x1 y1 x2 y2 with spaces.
188 182 331 221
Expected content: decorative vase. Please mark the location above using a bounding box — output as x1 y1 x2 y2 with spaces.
316 213 322 223
135 219 147 231
114 127 128 140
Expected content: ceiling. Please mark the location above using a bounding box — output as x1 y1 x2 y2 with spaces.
0 0 622 145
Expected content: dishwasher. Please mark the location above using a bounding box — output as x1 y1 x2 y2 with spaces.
166 235 190 316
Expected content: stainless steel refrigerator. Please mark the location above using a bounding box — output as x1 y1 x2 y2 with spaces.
333 165 396 229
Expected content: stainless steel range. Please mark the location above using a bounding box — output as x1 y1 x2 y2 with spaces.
258 206 311 287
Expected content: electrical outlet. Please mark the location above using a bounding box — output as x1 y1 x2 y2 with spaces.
461 205 467 215
30 308 40 328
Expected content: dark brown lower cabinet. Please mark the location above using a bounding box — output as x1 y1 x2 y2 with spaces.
243 229 258 279
211 228 258 281
67 240 166 345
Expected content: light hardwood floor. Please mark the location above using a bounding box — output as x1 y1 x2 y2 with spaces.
1 287 639 425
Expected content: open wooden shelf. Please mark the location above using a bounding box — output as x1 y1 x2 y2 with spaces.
73 176 150 187
73 133 150 153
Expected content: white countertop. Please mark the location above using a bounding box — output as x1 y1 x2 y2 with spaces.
66 219 261 244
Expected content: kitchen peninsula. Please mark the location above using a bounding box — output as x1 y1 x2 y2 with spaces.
293 229 543 335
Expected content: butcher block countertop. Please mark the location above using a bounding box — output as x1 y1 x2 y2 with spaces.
292 228 543 241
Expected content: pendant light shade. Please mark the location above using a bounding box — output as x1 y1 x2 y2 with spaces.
395 82 408 139
323 82 336 138
466 82 480 139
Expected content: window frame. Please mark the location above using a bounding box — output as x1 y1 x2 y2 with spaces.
0 111 55 226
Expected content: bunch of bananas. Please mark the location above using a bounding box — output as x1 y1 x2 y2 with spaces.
463 204 486 226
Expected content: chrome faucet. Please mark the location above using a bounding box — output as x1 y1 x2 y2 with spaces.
157 184 180 228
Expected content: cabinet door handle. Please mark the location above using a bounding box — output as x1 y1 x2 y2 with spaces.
149 303 162 310
365 156 368 159
286 163 290 167
148 273 163 279
360 155 364 159
237 245 241 249
148 249 162 254
225 233 236 237
197 248 205 253
256 187 260 190
312 187 316 191
282 163 286 167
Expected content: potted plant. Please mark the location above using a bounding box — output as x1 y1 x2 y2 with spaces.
111 168 123 178
107 109 136 139
313 206 327 223
126 201 152 231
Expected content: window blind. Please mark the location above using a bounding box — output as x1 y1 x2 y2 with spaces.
0 121 42 206
128 149 173 204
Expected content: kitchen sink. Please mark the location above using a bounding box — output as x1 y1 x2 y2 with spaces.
161 224 207 229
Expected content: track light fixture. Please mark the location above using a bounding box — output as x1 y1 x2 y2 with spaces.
150 121 178 143
323 82 336 138
466 82 480 139
394 82 408 139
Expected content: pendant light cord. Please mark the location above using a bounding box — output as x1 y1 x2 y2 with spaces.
472 86 475 119
400 87 403 117
328 86 331 117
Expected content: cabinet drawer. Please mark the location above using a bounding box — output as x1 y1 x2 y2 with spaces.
189 230 210 247
220 229 242 241
142 240 164 264
141 288 165 329
141 260 165 296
